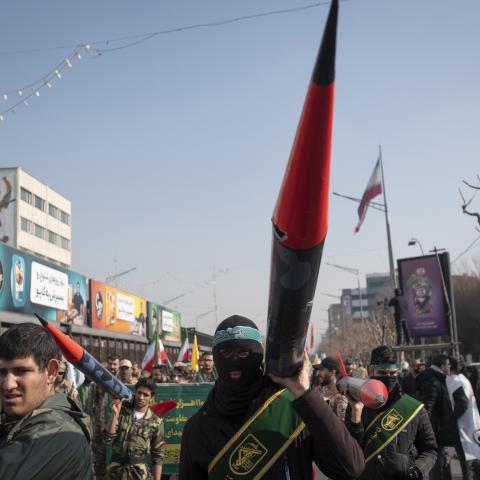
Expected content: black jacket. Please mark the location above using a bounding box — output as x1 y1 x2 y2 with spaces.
417 367 459 446
345 391 437 480
179 381 365 480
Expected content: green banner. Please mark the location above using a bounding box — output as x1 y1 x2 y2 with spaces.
155 383 213 474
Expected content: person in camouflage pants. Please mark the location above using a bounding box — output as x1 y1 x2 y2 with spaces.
104 377 166 480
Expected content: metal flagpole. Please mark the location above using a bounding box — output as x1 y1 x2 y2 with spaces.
379 145 396 290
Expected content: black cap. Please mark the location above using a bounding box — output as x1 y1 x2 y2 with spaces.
370 345 396 366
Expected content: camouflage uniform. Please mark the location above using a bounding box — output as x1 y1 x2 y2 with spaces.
0 393 92 479
323 388 348 422
55 378 79 400
103 403 166 480
93 385 111 479
195 368 218 383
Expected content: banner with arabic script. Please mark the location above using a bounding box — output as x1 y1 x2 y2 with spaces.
155 383 213 474
0 243 87 325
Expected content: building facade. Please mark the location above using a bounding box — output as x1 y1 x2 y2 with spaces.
0 167 71 268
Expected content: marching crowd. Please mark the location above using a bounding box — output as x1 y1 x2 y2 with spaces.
1 320 480 480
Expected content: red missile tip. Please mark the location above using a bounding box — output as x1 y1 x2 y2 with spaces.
35 313 84 364
151 400 177 417
360 379 388 409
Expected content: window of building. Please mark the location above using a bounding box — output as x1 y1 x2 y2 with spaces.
20 187 32 204
33 223 45 239
47 230 58 245
60 210 70 225
20 217 31 233
60 236 70 251
48 203 58 218
34 195 45 211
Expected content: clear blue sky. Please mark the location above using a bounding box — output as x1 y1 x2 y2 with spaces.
1 0 479 340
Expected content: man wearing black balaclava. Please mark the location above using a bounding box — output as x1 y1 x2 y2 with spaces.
345 345 437 480
179 315 365 479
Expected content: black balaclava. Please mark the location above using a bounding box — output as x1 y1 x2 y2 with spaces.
210 315 264 417
370 345 401 404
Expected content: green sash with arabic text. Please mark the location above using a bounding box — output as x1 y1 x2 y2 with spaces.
364 394 424 463
208 388 305 480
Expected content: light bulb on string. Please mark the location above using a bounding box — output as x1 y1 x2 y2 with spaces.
65 59 72 68
18 90 23 96
55 70 62 79
85 44 91 51
0 115 4 122
44 80 52 88
11 108 16 115
23 100 28 107
75 52 82 60
34 91 40 97
2 94 7 101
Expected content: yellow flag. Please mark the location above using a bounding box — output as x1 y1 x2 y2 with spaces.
312 353 320 366
191 334 200 372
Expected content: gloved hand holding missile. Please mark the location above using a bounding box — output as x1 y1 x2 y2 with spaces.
335 351 388 409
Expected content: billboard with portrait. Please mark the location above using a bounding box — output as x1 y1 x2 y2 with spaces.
397 254 450 337
0 243 87 325
147 302 182 344
89 279 147 336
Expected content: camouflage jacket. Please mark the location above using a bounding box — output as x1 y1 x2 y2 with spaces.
195 368 218 383
0 393 93 480
103 403 166 465
55 378 79 400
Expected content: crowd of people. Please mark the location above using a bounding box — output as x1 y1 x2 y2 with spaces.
1 319 480 480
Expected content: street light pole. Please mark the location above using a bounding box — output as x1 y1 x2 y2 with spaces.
408 238 425 255
326 263 364 320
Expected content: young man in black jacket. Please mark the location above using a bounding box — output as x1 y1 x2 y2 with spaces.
346 345 437 480
179 315 365 479
417 354 459 480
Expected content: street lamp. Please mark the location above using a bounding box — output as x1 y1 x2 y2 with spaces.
326 263 365 320
408 238 425 255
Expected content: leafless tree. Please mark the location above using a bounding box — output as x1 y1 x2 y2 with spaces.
459 174 480 230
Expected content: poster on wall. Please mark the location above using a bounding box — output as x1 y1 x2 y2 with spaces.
147 302 182 344
89 279 147 336
0 173 16 247
397 254 450 337
0 243 87 325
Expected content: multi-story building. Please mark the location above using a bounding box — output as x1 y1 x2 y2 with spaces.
0 167 71 268
338 272 393 324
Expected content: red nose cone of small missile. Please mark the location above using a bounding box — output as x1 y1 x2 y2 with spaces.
35 313 84 364
272 0 338 250
151 400 177 418
360 378 389 409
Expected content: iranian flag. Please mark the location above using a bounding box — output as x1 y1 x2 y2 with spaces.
354 158 383 234
177 337 190 363
142 331 169 372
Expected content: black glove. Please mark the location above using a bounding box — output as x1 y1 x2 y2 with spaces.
384 451 418 479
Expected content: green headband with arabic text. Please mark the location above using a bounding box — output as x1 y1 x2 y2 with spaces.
213 326 263 348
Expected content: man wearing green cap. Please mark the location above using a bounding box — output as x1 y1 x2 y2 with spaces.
179 315 365 479
346 345 437 479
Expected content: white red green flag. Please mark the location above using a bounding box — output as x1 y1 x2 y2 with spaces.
354 158 382 234
177 337 190 363
142 331 169 372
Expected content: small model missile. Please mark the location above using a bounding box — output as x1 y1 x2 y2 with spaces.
336 351 388 409
36 314 133 400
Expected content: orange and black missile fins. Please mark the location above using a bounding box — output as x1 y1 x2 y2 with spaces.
265 0 338 376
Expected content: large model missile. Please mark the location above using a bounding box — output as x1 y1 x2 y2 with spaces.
335 352 388 409
265 0 339 376
36 314 133 401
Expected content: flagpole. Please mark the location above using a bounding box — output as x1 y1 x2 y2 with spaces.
379 145 396 290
